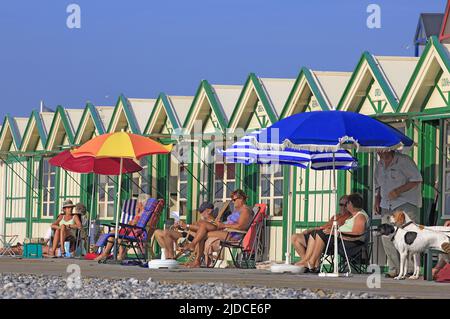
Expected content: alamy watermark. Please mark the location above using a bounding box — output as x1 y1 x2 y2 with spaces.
366 4 381 29
366 264 381 289
66 3 81 29
66 264 82 289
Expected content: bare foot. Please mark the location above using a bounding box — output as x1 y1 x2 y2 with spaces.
94 254 106 262
186 261 201 268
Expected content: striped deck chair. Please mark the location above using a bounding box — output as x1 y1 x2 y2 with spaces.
116 199 164 263
96 199 138 248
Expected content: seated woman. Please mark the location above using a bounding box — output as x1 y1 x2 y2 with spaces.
183 189 252 268
49 200 82 258
153 202 215 259
94 194 149 262
291 195 351 269
296 193 368 272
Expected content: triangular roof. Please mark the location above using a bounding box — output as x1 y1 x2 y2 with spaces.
74 103 106 145
183 80 240 134
45 106 76 150
399 36 450 113
107 94 140 134
144 93 182 135
228 73 279 130
258 77 296 117
95 106 115 131
127 98 156 133
415 13 444 46
338 52 418 115
282 68 351 117
167 95 193 128
20 110 49 151
0 115 26 152
440 1 450 43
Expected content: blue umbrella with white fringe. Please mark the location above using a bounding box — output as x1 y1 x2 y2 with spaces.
218 130 357 170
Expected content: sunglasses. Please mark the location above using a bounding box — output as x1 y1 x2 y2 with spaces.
339 202 347 207
231 197 241 202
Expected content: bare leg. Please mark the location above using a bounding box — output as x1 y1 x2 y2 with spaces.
302 235 326 267
185 222 217 250
292 233 307 261
94 238 114 261
51 229 61 255
117 240 126 260
60 225 67 255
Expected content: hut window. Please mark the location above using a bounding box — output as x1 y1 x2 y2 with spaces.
214 163 236 202
178 164 188 216
259 164 283 217
98 175 115 219
42 159 56 218
132 157 150 196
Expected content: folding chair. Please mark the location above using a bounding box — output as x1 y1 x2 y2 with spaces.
0 235 19 257
212 203 268 269
319 227 373 274
97 198 164 264
96 199 138 252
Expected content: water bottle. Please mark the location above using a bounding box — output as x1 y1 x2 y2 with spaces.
64 241 71 257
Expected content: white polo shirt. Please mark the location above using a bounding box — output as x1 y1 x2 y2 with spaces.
374 152 423 210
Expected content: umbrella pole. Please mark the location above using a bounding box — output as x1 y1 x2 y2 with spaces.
318 152 339 277
113 158 124 260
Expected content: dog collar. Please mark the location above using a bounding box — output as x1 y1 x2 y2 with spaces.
401 221 413 229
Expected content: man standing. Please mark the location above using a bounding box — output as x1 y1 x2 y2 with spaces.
374 150 422 278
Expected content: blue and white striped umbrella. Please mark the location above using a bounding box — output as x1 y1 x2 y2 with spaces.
218 130 357 170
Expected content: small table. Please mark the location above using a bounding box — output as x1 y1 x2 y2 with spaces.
0 235 19 257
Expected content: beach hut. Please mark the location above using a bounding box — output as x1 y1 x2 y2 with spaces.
228 73 295 261
338 52 418 211
144 93 188 225
183 80 241 223
398 36 450 225
18 110 54 239
0 115 31 242
281 68 351 262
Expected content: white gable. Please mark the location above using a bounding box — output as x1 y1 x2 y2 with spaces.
375 56 419 100
259 78 295 116
96 106 114 131
312 71 352 107
128 98 155 133
211 85 243 121
168 96 193 126
65 109 84 136
40 112 54 136
13 117 28 139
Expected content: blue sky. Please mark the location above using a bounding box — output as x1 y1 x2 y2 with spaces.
0 0 447 119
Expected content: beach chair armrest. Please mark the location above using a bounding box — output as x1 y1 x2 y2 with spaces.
224 228 247 234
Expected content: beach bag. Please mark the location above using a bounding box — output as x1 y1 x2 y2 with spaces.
436 263 450 283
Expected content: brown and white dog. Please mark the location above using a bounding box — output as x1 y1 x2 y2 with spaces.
379 210 450 280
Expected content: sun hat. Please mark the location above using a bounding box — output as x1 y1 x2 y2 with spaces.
61 199 76 209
